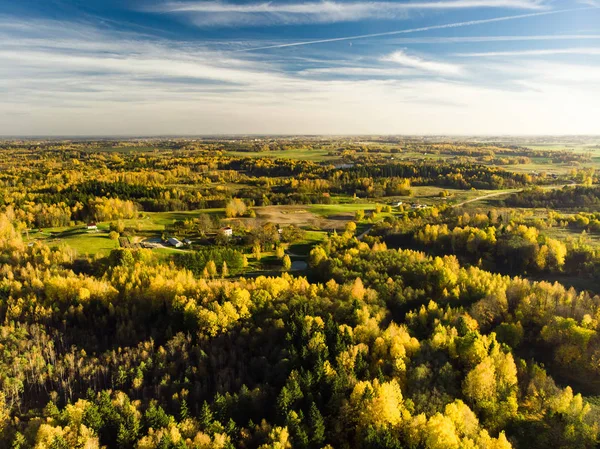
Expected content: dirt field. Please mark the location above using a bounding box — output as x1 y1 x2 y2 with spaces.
228 205 354 230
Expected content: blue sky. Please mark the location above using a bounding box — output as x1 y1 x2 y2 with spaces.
1 0 599 135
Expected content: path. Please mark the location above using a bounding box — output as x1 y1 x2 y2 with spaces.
453 182 578 208
357 225 373 241
453 189 521 208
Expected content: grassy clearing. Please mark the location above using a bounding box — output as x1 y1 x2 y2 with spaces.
90 146 158 153
502 162 576 175
544 227 600 246
65 232 120 256
30 226 119 256
288 230 328 256
118 209 226 232
224 149 337 162
524 143 600 154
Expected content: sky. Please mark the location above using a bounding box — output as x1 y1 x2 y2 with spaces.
0 0 599 136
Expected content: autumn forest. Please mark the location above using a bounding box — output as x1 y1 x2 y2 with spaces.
0 136 599 449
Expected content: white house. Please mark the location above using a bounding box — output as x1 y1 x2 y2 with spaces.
168 237 184 248
221 226 233 237
87 222 98 231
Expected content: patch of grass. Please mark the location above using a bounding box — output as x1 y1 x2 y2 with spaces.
224 149 337 162
544 227 600 246
524 143 600 154
289 230 328 256
118 209 226 233
90 146 158 153
48 228 119 256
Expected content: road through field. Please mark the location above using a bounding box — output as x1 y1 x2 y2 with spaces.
452 181 578 208
452 189 521 208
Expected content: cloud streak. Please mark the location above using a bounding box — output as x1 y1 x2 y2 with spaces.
236 7 591 52
456 47 600 57
151 0 548 26
382 50 463 75
378 34 600 45
301 67 416 77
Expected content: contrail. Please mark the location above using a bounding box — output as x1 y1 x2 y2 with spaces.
236 7 593 52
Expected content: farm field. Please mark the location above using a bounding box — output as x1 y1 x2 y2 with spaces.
26 226 119 256
224 148 336 161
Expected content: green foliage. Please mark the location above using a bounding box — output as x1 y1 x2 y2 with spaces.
175 247 245 275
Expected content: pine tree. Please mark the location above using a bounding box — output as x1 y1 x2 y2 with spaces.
308 402 325 447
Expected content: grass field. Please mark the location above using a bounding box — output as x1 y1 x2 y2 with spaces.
90 146 158 153
524 143 600 154
224 149 337 161
28 227 119 256
117 209 226 233
288 230 328 256
545 227 600 245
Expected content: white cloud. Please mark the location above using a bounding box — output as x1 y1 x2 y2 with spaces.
381 34 600 45
521 62 600 83
456 47 600 57
382 50 464 75
0 49 287 86
151 0 548 26
300 67 417 77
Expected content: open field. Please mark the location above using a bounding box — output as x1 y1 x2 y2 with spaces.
25 204 369 256
524 142 600 154
27 226 119 256
25 188 540 256
224 148 337 161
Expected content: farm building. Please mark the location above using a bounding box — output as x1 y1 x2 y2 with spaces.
221 226 233 237
168 237 184 248
87 222 98 231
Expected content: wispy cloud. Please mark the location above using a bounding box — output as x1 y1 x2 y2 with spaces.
382 50 463 75
509 62 600 83
379 34 600 45
150 0 549 26
300 66 417 77
236 8 585 52
456 47 600 57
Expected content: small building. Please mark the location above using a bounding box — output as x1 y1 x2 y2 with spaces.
221 226 233 237
87 222 98 231
168 237 184 248
183 238 192 245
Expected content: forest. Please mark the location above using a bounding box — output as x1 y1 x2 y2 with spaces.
0 137 599 449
